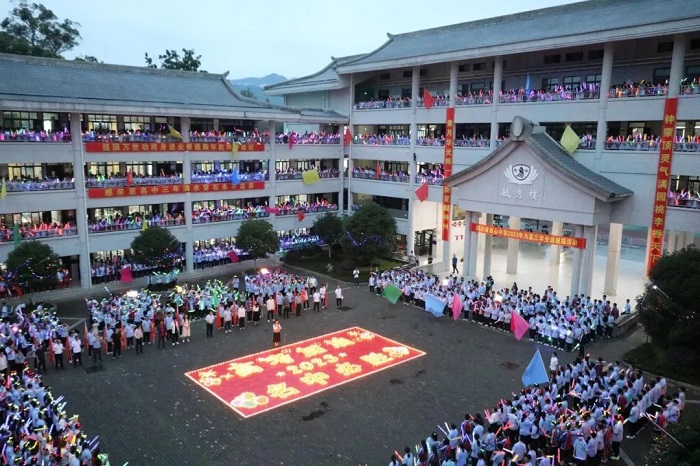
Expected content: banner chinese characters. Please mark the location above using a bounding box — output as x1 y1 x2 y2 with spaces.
87 181 266 199
647 97 678 275
84 142 265 153
471 223 586 249
442 107 455 241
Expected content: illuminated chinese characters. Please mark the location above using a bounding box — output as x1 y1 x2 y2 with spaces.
442 107 455 241
185 327 425 418
647 98 678 275
87 181 265 199
84 142 265 153
470 223 586 249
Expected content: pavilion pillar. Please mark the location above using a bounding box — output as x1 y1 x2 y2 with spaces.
603 223 622 296
506 216 520 274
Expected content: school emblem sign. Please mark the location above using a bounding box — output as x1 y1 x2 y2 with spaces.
504 164 538 185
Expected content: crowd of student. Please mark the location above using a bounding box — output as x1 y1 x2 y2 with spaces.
191 170 268 183
274 200 339 215
275 168 340 180
416 166 446 185
84 173 183 188
80 129 267 143
390 355 685 466
88 212 185 233
2 177 75 192
278 234 324 251
0 222 78 241
351 167 411 183
0 268 72 298
274 132 341 145
351 134 503 148
668 189 700 209
191 205 270 223
193 242 248 268
575 134 700 152
0 302 111 464
90 258 184 283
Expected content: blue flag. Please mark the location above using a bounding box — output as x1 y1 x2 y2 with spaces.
424 294 445 318
230 168 241 186
522 349 549 387
525 73 531 94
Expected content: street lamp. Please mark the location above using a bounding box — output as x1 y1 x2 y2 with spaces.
651 283 670 299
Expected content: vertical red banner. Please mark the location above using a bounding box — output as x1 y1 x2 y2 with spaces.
442 107 455 241
647 97 678 275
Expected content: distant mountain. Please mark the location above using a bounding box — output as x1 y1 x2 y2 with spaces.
229 73 287 105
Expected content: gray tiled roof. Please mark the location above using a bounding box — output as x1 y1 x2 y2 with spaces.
0 53 347 121
264 54 365 92
340 0 700 71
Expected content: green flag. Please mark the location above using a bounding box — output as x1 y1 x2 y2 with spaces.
12 224 20 248
212 289 219 307
560 125 580 155
382 284 403 305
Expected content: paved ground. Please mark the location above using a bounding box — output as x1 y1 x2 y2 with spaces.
32 261 695 466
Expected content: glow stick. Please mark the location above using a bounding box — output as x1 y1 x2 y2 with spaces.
644 413 685 449
394 451 403 462
437 424 449 437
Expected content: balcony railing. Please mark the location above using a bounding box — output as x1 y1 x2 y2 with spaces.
351 171 410 183
275 170 339 180
274 135 341 145
192 210 270 223
1 225 78 242
88 217 184 233
415 175 444 186
275 205 339 216
668 195 700 209
4 180 75 191
500 90 600 103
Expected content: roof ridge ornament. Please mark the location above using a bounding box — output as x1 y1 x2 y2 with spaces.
386 32 394 39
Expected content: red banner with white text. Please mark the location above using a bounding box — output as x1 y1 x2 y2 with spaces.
442 107 455 241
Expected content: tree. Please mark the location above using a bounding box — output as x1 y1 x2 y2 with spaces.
235 219 279 268
74 54 100 63
637 245 700 351
144 48 202 72
646 410 700 466
0 2 81 58
239 87 257 99
130 226 180 268
312 213 344 257
340 203 397 264
5 240 60 292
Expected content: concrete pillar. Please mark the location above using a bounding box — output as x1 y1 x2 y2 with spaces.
579 225 598 298
570 225 584 297
180 117 190 142
666 229 677 254
467 211 479 278
604 223 622 296
595 42 615 161
212 119 220 131
483 213 493 278
506 216 520 274
449 62 458 107
668 34 688 98
70 113 91 289
184 198 194 273
267 120 276 211
549 221 564 288
644 226 653 276
684 231 695 249
490 57 503 148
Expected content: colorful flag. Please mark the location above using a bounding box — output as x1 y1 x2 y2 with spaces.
65 336 71 363
12 224 20 247
141 219 148 231
344 128 352 145
382 284 403 305
297 211 305 222
231 141 239 158
83 321 90 347
265 206 280 215
302 169 320 184
120 265 133 283
167 124 182 140
216 306 222 330
510 310 530 341
451 293 463 320
48 340 55 365
230 168 241 186
423 88 434 109
212 290 220 307
126 171 133 186
415 182 429 202
525 74 531 94
560 125 580 155
0 178 6 199
288 132 296 150
227 251 239 263
522 349 549 386
375 160 381 180
424 294 445 317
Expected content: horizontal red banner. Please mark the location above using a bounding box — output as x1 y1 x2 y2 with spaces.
186 327 425 418
87 181 266 198
471 222 586 248
84 142 265 153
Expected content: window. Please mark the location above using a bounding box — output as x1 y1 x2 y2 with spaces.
472 62 486 71
691 38 700 49
460 84 469 95
87 114 117 132
657 41 674 53
458 64 468 72
563 76 581 87
377 89 390 100
489 80 506 91
123 116 151 132
2 111 39 130
586 74 602 86
419 69 427 77
653 68 670 84
470 82 485 92
544 54 561 64
686 65 700 80
541 78 559 90
565 52 584 62
401 88 411 98
379 72 390 80
588 49 604 60
402 71 412 78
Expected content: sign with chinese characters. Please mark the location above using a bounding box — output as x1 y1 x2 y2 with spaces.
442 107 455 241
87 181 266 198
185 327 425 418
470 223 586 249
647 98 678 275
84 141 265 153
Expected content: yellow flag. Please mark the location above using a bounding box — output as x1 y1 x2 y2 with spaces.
302 169 320 184
168 125 182 140
141 219 148 231
231 141 239 158
0 178 6 199
560 125 580 155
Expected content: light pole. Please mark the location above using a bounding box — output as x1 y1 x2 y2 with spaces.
651 283 670 299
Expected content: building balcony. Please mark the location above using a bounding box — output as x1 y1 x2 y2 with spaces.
0 190 77 215
0 231 80 263
0 142 74 163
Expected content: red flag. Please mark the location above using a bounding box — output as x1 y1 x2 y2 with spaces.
64 337 71 363
510 310 530 341
344 128 352 145
265 206 280 215
297 211 305 222
288 132 296 150
126 170 133 186
48 339 55 365
227 250 239 263
415 182 429 202
83 321 89 347
216 306 222 330
150 319 156 343
451 293 463 320
120 328 127 349
375 160 381 180
423 88 434 109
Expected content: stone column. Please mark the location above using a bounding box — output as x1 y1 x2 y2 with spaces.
180 117 194 272
665 229 677 254
70 113 91 289
466 212 479 278
595 42 615 164
267 120 277 210
579 225 598 298
483 213 493 278
668 34 687 98
506 216 520 274
548 221 564 288
684 231 695 249
449 62 458 107
408 67 419 256
604 223 622 296
490 57 503 148
570 225 584 297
